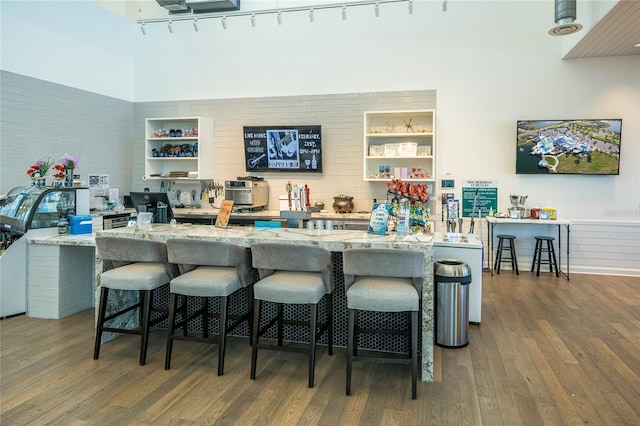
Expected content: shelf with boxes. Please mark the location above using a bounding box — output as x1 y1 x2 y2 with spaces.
144 117 214 180
363 110 435 183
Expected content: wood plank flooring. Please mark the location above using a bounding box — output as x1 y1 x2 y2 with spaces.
1 271 639 425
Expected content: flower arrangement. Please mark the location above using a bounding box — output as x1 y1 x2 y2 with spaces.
59 153 78 170
26 157 54 178
52 164 66 180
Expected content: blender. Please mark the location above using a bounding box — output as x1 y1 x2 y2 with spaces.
509 194 528 218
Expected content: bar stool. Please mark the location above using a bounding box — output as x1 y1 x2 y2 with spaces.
531 236 559 277
164 239 255 376
342 248 424 400
494 234 519 274
94 237 176 365
249 243 334 388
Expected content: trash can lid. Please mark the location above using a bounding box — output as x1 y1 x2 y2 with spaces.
434 259 472 283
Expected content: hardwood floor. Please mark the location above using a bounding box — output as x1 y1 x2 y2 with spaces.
1 271 639 425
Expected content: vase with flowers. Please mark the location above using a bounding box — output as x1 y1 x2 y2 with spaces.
26 157 53 187
52 164 66 187
59 153 78 187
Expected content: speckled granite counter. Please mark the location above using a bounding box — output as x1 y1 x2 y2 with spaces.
95 225 435 381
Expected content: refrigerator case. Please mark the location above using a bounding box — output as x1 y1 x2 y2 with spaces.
0 186 89 317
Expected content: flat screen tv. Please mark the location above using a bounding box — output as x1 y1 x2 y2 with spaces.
129 192 173 223
243 125 322 173
516 119 621 175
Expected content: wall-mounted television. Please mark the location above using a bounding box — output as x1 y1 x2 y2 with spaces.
516 119 621 175
243 125 322 173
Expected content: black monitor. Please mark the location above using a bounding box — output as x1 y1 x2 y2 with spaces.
129 192 173 223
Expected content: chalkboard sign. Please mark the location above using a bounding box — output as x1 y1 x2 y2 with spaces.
243 125 322 173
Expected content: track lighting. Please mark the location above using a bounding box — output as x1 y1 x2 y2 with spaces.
442 0 447 12
137 0 413 35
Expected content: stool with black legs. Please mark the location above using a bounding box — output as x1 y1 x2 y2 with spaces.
494 234 519 275
531 236 559 277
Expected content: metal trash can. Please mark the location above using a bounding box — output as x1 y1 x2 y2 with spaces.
434 259 472 348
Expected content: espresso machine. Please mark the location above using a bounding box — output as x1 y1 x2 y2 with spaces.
509 194 528 218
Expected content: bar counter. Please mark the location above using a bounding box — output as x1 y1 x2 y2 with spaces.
95 224 435 381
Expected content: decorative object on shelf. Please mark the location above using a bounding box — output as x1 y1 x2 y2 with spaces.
59 153 78 188
403 118 415 133
384 121 396 133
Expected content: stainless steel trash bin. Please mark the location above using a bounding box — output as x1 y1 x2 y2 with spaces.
434 259 472 348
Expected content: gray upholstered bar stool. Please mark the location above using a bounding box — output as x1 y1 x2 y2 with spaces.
531 236 559 277
94 237 176 366
494 234 519 274
249 243 334 388
164 239 255 376
342 248 424 400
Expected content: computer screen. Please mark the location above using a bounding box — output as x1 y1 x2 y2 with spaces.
129 192 173 223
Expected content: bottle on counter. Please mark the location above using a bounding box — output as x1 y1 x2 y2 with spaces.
396 198 410 239
58 216 69 235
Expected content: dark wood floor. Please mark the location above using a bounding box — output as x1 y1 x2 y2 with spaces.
1 271 639 425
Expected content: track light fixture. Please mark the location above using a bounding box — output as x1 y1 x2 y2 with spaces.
442 0 447 12
138 0 414 35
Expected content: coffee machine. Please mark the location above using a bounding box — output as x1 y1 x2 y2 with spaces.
509 194 528 218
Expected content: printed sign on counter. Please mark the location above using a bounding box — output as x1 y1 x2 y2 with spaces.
368 203 391 235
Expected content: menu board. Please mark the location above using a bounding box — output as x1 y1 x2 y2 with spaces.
243 125 322 173
215 200 234 228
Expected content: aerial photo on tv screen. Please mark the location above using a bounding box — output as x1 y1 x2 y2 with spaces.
516 119 621 175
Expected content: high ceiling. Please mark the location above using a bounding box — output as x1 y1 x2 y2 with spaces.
564 0 640 59
93 0 640 59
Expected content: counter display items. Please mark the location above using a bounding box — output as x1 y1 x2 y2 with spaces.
243 125 322 173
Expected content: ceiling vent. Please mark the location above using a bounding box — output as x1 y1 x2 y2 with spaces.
548 0 583 36
156 0 189 13
156 0 240 14
186 0 240 13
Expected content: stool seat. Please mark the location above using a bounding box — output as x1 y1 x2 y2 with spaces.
250 243 334 388
94 237 175 366
531 236 559 277
342 248 424 400
494 235 519 275
164 239 255 376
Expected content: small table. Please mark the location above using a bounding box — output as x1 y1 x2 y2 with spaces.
487 217 572 280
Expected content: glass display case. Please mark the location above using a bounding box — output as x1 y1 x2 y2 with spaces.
1 185 90 317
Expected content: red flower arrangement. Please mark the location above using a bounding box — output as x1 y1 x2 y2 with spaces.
52 164 66 180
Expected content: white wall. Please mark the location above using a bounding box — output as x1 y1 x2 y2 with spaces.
0 0 135 101
2 1 638 224
131 1 639 222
